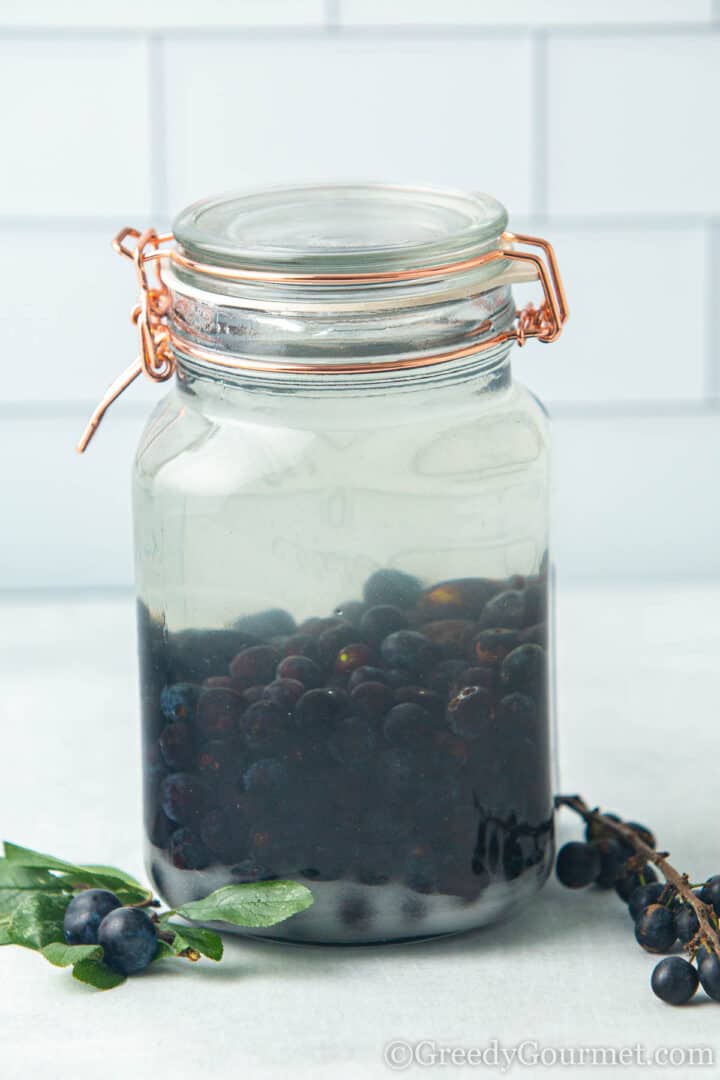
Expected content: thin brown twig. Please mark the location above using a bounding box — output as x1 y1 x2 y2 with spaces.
555 794 720 962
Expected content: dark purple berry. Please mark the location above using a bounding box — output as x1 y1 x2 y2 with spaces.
594 836 629 888
295 688 349 736
447 685 492 739
263 678 305 712
450 666 496 694
238 700 290 754
160 773 209 825
316 624 358 667
500 643 546 694
383 703 435 747
615 865 658 901
626 821 657 849
63 889 121 946
495 692 537 728
232 859 277 883
276 655 322 689
363 569 422 609
350 681 394 722
426 659 468 695
196 686 244 738
394 686 444 720
159 683 197 723
651 957 699 1005
158 721 195 770
280 634 319 661
675 904 700 944
195 737 246 785
698 875 720 913
416 578 496 619
229 645 279 686
472 628 520 665
234 608 295 639
335 643 376 675
628 881 666 920
169 827 211 870
420 619 475 658
98 907 158 974
380 630 438 675
347 665 389 691
384 667 417 689
359 605 408 645
698 951 720 1001
555 842 602 888
635 904 677 953
478 590 526 629
333 601 366 627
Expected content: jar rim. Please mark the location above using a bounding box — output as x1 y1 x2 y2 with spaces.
172 183 509 275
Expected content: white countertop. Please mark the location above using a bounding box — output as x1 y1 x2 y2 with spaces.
1 587 718 1079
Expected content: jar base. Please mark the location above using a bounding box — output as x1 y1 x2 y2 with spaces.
147 840 553 946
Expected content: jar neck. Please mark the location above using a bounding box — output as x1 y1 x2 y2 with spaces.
174 342 514 428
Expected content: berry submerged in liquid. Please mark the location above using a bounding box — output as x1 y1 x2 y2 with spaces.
140 567 552 932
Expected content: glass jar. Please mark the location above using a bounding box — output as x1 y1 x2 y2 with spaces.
83 184 567 944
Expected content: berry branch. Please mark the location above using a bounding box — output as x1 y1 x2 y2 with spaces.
555 794 720 1005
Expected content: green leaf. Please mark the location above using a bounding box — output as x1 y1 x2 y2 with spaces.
0 923 11 945
164 921 224 961
72 958 126 990
177 881 313 928
151 940 176 962
0 860 70 921
41 942 103 968
3 843 78 873
79 865 146 893
8 892 72 950
2 844 149 905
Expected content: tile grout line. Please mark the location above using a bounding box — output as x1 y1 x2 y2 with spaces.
530 29 548 223
3 214 719 233
147 33 169 220
325 0 341 31
704 223 720 399
0 23 717 40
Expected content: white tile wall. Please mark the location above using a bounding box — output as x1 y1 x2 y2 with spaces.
0 1 326 28
2 8 720 589
0 38 152 216
512 225 708 404
547 34 720 216
0 414 143 590
162 36 534 215
339 1 715 26
553 412 720 582
0 226 158 404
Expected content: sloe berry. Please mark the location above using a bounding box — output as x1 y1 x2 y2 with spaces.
63 889 121 946
98 907 158 975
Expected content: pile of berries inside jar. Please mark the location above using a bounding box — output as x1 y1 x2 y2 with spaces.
140 567 553 940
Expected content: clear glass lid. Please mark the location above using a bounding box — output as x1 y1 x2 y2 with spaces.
172 183 509 274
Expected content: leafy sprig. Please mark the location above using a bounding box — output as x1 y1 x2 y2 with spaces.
0 841 313 990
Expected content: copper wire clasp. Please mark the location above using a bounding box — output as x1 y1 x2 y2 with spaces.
502 232 568 348
77 225 568 452
76 228 174 453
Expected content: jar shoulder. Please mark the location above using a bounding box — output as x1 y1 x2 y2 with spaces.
134 378 549 493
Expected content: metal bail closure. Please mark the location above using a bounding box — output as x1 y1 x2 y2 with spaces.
77 226 568 451
76 228 175 453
